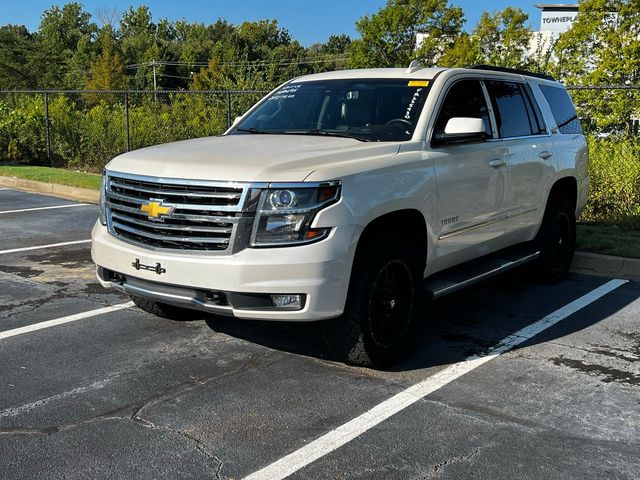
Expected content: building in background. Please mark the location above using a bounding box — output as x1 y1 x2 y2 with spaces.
529 3 578 56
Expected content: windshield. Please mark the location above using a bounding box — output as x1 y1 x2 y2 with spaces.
231 79 431 142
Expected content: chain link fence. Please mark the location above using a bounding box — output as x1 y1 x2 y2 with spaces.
0 89 268 171
0 86 638 172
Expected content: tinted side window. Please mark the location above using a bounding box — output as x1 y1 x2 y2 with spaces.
434 80 492 138
539 85 583 135
486 81 536 138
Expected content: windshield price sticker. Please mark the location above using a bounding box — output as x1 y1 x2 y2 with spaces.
408 80 429 87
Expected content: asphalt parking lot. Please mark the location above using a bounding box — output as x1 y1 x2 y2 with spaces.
1 187 638 480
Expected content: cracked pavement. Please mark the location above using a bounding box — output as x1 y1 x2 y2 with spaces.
1 188 639 479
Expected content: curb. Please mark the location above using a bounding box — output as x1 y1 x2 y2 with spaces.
0 176 99 204
571 251 640 283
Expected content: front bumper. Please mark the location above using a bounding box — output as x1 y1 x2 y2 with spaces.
91 222 361 321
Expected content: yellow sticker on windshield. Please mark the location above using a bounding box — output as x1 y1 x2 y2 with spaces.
408 80 429 87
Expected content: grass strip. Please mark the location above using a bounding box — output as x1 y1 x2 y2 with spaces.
0 165 101 190
576 223 640 259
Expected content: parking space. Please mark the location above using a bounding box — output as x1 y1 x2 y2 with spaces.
1 188 638 479
0 189 95 252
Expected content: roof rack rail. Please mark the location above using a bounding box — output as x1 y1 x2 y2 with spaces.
468 65 556 82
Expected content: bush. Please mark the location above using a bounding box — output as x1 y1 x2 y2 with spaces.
580 135 640 229
0 92 238 172
0 95 47 164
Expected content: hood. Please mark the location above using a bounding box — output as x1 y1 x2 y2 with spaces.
106 134 400 182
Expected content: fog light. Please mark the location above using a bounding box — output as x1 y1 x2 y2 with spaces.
271 294 303 309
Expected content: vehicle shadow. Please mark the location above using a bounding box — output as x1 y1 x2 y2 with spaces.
202 269 638 372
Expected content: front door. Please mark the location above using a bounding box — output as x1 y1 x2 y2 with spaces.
427 79 510 271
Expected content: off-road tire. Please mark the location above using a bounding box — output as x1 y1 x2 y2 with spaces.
322 241 425 368
130 295 195 320
535 197 576 283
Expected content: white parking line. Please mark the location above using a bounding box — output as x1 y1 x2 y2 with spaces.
243 278 629 480
0 188 11 191
0 239 91 255
0 302 134 341
0 203 89 214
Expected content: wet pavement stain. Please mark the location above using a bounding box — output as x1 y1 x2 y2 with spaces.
0 265 46 278
552 357 640 386
25 248 91 269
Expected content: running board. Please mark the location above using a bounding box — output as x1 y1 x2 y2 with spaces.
424 246 540 300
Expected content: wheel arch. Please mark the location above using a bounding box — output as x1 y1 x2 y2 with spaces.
547 176 578 212
535 175 578 239
353 209 429 270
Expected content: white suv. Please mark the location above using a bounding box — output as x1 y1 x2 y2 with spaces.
92 65 588 366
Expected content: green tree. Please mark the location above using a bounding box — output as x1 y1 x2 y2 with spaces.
348 0 464 68
0 25 39 88
64 35 96 89
440 7 531 68
474 8 531 68
324 34 352 55
85 26 127 92
120 6 158 89
37 2 97 87
554 0 640 130
192 19 309 90
307 34 352 72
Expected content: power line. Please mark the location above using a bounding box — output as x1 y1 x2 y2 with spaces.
125 55 349 70
155 72 194 80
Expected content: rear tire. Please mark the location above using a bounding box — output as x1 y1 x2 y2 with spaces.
322 241 425 368
535 197 576 283
130 295 196 320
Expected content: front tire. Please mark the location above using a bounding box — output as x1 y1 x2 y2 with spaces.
322 241 424 367
535 198 576 282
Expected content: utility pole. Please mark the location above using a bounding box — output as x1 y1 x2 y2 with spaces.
152 60 157 102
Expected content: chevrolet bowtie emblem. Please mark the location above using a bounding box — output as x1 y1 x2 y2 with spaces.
140 200 175 221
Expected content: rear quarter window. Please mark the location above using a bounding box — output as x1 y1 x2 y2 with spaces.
485 80 541 138
539 85 583 135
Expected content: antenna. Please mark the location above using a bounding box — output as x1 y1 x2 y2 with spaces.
406 60 424 73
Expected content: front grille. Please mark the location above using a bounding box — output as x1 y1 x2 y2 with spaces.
106 173 247 252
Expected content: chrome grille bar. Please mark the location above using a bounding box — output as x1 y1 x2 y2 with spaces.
111 212 233 234
108 191 243 212
108 203 240 224
112 221 231 245
110 180 242 201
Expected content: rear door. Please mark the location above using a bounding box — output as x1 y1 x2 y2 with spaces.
484 79 556 241
428 78 510 270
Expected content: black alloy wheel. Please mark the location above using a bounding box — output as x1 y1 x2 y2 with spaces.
322 241 424 367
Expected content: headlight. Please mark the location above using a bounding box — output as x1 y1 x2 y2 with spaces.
250 182 341 247
99 172 107 225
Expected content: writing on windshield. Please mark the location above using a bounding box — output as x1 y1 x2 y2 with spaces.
233 79 431 142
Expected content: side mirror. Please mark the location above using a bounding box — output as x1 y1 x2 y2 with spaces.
433 117 488 146
232 116 243 126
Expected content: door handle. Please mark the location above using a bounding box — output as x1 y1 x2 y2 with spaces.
489 159 507 168
539 151 553 160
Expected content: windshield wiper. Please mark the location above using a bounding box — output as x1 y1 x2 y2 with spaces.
291 129 371 142
237 127 371 142
236 127 284 135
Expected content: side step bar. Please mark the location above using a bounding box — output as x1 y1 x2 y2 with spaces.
424 247 541 300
